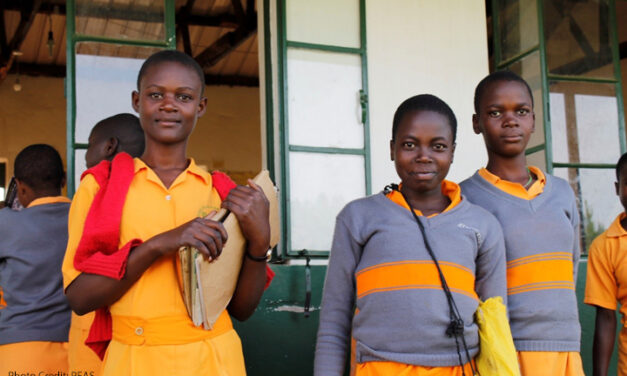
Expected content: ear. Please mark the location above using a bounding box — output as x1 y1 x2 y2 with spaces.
105 137 119 159
451 142 456 163
616 181 620 196
197 96 208 117
61 172 67 189
472 114 481 135
532 111 536 132
390 139 395 161
132 91 140 113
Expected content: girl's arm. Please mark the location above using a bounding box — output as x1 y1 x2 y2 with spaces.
225 180 271 321
314 217 360 376
592 306 616 376
66 217 228 315
475 215 507 303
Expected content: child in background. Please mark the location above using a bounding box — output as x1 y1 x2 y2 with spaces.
315 94 507 376
62 50 271 376
584 152 627 376
0 144 71 375
460 70 584 375
68 113 145 376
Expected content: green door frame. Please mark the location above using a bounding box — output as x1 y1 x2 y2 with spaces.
275 0 372 258
65 0 176 196
491 0 627 173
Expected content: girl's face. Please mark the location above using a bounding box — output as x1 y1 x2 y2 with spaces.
473 80 535 158
390 110 455 196
132 61 207 147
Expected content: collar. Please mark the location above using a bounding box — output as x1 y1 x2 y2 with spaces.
27 196 71 208
386 180 462 218
606 213 627 238
134 157 211 187
478 165 546 200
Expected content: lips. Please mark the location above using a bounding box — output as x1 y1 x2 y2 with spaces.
156 118 181 126
409 171 436 180
501 133 523 142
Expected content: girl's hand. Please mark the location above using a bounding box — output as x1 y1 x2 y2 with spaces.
148 213 228 261
221 180 270 257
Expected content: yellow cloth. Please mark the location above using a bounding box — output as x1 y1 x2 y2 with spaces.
62 158 244 376
478 166 546 200
68 312 102 376
517 351 583 376
585 212 627 375
0 341 68 375
355 361 476 375
27 195 71 208
475 297 520 376
386 180 462 217
0 286 5 309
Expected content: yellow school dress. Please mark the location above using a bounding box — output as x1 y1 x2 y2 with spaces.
62 158 246 376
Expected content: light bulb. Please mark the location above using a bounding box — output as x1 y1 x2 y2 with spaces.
13 77 21 92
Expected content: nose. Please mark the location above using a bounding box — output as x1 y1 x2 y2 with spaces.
160 94 178 112
502 111 518 128
414 145 432 162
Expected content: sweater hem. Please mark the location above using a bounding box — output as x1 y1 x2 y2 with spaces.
0 327 70 345
514 340 580 352
358 349 479 367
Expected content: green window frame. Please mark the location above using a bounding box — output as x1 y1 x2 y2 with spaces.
275 0 371 258
65 0 176 196
491 0 627 252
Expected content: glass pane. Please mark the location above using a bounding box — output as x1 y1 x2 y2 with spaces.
76 0 165 41
544 0 613 78
549 81 620 164
74 149 88 193
526 149 547 171
74 43 157 144
498 0 539 61
287 49 364 148
286 0 360 48
554 167 622 253
509 51 545 150
289 152 366 251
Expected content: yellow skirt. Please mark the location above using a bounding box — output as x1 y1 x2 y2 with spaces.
356 361 476 376
0 341 68 375
68 312 102 376
517 351 584 376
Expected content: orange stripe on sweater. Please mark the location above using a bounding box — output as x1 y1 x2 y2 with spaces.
507 254 574 295
356 261 477 300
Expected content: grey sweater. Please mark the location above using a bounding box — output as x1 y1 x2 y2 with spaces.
314 193 507 375
0 202 71 345
460 172 581 351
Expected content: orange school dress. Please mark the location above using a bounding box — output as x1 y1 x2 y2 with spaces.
62 159 246 376
478 167 584 376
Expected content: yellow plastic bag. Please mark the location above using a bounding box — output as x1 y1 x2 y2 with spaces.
475 296 521 376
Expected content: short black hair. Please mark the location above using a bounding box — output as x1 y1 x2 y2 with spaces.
14 144 64 192
136 50 205 95
392 94 457 142
474 70 534 113
93 113 145 158
616 152 627 180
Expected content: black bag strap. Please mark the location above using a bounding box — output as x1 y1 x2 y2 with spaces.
389 184 478 376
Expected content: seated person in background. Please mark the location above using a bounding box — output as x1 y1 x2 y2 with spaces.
0 144 71 375
68 113 145 376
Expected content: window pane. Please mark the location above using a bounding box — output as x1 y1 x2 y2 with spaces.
76 0 165 41
509 51 545 150
549 81 620 164
553 167 621 252
497 0 539 61
287 49 364 149
74 43 158 144
286 0 360 48
289 152 366 251
544 0 613 78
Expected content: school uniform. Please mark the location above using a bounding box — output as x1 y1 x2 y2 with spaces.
0 196 72 375
68 311 101 376
460 167 584 376
62 158 246 376
585 213 627 376
315 181 507 376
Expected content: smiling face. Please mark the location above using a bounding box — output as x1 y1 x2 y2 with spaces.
132 61 207 147
390 110 455 197
473 80 535 158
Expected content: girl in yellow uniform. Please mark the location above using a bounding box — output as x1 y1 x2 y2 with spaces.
62 50 270 376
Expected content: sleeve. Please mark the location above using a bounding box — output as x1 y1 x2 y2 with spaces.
569 193 581 284
584 235 617 310
474 215 507 305
62 174 100 290
314 215 361 376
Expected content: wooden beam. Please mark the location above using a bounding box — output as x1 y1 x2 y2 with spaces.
205 74 258 87
194 22 256 68
176 0 196 56
8 0 43 53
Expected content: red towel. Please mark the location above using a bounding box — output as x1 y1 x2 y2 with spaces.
75 161 274 359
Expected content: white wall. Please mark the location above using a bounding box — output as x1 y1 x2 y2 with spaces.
366 0 490 190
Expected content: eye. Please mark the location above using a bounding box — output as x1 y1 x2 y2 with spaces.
176 93 193 102
402 141 415 149
488 110 501 117
433 143 447 151
148 92 163 100
517 108 531 116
